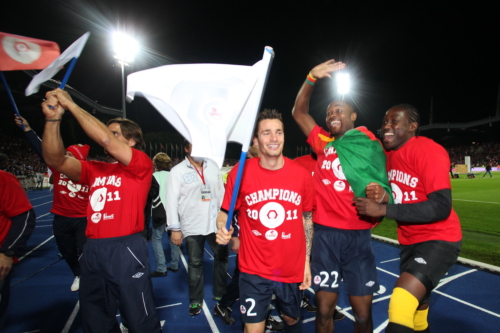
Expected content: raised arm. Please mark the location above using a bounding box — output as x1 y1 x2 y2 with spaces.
44 89 133 166
41 93 82 182
15 115 44 162
292 59 346 137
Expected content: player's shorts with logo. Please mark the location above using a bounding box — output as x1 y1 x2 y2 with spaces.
239 272 302 323
400 240 461 300
311 224 379 296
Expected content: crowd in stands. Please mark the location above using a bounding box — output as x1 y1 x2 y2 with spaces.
2 132 498 177
446 142 500 167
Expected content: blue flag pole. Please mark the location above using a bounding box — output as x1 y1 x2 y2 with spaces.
224 46 274 232
59 57 78 89
225 151 248 231
0 72 24 130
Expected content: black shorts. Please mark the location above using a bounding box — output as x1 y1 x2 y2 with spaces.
311 224 379 296
239 272 302 323
400 240 461 296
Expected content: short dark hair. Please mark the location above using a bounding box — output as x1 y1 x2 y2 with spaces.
253 109 284 138
329 95 357 114
391 104 420 135
107 118 145 151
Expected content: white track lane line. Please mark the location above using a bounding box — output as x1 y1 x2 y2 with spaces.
61 301 79 333
380 258 400 263
436 269 476 287
180 249 220 333
374 319 389 333
32 201 53 208
37 212 52 219
432 289 500 318
18 236 54 261
30 194 54 201
376 267 400 278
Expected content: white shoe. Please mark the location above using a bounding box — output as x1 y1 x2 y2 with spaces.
71 276 80 292
120 323 129 333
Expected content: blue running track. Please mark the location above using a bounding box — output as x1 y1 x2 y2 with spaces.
4 189 500 332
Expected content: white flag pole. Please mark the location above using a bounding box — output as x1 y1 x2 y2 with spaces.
224 47 274 231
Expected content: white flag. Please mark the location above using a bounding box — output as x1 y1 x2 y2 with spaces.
127 47 274 168
25 32 90 96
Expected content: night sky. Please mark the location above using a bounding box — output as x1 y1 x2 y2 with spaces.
1 0 499 155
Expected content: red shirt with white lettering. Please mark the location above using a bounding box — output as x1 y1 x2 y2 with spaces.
80 149 153 239
222 157 313 283
307 125 375 230
50 167 89 217
385 136 462 244
0 170 33 245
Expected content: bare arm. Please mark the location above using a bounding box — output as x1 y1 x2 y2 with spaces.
292 59 346 137
44 89 133 166
299 211 314 290
303 211 313 259
41 95 82 182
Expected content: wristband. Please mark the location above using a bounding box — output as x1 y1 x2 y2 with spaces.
308 71 317 80
46 118 62 122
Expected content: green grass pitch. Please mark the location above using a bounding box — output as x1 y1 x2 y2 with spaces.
372 171 500 267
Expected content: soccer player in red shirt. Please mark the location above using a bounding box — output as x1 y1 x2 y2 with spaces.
0 165 36 330
292 60 391 333
41 89 161 333
354 104 462 333
216 109 313 333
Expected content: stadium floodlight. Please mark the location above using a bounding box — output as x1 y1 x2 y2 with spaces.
336 72 350 95
112 32 139 118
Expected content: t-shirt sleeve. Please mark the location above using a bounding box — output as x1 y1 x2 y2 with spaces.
221 164 240 212
306 125 322 153
416 142 452 194
79 160 92 186
119 149 153 181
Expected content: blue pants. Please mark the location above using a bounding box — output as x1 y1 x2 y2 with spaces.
80 233 161 333
151 226 181 272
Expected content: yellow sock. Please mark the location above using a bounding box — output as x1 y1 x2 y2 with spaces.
388 287 419 329
414 307 429 331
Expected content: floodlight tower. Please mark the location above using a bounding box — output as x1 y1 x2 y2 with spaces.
112 32 138 119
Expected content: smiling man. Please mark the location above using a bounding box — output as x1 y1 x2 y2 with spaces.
354 104 462 333
216 109 313 333
292 60 392 333
41 89 161 333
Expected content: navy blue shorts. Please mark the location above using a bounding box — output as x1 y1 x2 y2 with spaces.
311 224 379 296
239 272 302 323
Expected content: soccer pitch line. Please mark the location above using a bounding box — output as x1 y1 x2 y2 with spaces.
453 199 500 204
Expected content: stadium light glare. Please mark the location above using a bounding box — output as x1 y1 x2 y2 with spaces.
336 72 350 95
112 32 138 65
112 32 139 119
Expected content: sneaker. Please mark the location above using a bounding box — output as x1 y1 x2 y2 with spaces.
71 276 80 292
301 297 317 312
214 303 235 325
189 303 202 316
333 310 345 321
167 266 179 273
265 315 284 331
213 296 222 301
119 323 129 333
150 271 167 277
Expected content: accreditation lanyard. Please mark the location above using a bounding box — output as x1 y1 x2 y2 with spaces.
194 163 211 201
